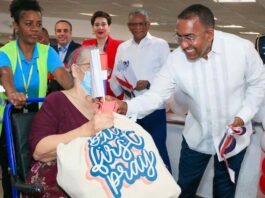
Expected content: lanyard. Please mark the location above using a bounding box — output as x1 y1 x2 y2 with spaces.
17 48 34 97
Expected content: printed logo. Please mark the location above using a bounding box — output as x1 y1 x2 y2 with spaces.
85 127 157 198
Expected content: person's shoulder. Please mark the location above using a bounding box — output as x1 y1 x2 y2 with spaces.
82 39 97 46
149 35 168 45
49 44 58 51
167 47 186 63
216 30 252 47
117 39 132 49
45 91 66 104
108 36 123 45
0 40 17 53
0 41 16 66
71 40 81 48
147 35 169 52
37 42 51 50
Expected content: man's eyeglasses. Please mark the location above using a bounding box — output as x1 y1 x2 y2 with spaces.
174 31 206 45
127 22 147 28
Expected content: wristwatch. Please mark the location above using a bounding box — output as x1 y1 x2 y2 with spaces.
146 81 151 90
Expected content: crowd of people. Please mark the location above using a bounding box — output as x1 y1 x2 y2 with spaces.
0 0 264 198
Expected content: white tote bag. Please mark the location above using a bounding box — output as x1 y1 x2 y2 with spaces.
57 113 181 198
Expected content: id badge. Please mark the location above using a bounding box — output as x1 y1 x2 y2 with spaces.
23 108 28 113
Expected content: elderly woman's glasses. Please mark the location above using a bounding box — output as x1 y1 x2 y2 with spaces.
76 62 90 70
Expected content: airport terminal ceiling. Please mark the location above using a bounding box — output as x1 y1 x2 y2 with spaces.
0 0 265 43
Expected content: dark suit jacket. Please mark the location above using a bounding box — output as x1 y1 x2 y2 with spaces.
52 40 81 64
48 40 81 93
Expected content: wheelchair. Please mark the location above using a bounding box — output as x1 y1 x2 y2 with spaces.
4 98 45 198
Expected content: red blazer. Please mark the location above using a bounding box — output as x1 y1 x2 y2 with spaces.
82 36 123 98
83 36 122 72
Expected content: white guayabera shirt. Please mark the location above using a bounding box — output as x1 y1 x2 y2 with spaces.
126 30 265 160
110 32 170 103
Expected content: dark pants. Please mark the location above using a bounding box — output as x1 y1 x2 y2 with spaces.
137 109 171 172
178 137 247 198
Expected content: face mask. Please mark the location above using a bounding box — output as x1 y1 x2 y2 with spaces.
80 71 92 95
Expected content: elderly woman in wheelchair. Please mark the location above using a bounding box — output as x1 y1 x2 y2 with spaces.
26 46 114 197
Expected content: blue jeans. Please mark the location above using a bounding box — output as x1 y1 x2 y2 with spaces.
178 137 247 198
137 109 171 172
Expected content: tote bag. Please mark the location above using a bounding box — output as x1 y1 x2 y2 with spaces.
57 113 181 198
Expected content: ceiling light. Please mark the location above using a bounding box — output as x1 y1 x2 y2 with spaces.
214 0 255 2
80 13 117 17
151 22 159 26
216 24 244 28
80 13 93 16
131 3 143 8
239 31 260 35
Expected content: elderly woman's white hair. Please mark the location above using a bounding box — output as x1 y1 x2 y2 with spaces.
67 46 96 66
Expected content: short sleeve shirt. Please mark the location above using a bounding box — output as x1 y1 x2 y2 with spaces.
0 40 63 97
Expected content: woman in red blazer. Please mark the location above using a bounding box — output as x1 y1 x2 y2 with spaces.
82 11 123 98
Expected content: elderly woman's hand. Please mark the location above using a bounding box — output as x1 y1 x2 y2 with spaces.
83 112 114 137
93 112 114 134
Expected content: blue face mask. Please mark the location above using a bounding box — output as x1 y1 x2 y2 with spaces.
80 71 92 95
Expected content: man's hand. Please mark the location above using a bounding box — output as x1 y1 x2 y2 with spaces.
134 80 150 91
105 95 128 115
228 116 245 128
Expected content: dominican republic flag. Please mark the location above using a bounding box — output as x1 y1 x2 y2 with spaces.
115 75 135 98
218 126 246 183
112 60 137 98
218 126 246 159
90 49 108 98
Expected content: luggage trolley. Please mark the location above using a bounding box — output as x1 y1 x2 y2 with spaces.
4 98 45 197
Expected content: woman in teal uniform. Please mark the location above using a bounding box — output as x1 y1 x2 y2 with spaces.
0 0 73 197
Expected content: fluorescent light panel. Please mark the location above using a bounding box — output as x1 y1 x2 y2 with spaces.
80 13 93 16
80 13 116 17
240 31 260 35
217 24 244 28
214 0 256 2
151 22 159 26
131 3 143 8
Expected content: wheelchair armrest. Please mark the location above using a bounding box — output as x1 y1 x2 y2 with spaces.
9 169 44 195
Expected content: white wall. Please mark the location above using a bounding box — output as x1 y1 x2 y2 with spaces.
0 12 175 44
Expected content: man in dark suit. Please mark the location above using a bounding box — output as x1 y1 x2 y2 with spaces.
48 19 81 93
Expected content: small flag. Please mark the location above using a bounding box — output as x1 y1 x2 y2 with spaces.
112 60 137 98
90 48 106 98
218 126 246 183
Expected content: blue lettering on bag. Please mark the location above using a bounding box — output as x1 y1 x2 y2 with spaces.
87 127 158 198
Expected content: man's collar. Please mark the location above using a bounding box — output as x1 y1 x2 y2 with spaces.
132 32 152 44
211 30 222 54
16 39 39 61
58 40 72 51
